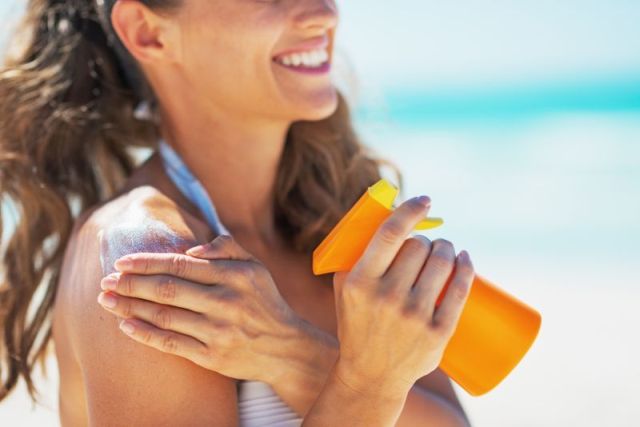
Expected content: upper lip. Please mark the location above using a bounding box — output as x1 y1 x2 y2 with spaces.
272 36 330 60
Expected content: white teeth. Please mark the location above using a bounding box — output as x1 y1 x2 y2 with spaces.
275 48 329 68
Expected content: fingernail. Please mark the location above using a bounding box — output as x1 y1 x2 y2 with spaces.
101 274 118 291
415 195 431 208
186 244 207 256
459 250 468 261
114 257 132 271
97 292 117 309
119 320 135 335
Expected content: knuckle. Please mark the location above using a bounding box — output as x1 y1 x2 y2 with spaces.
197 344 212 359
156 276 178 302
120 300 133 318
203 289 221 308
121 274 134 295
345 270 369 287
439 319 459 339
428 251 454 273
170 254 190 277
161 334 178 352
451 277 472 301
153 308 172 329
216 326 235 349
379 287 405 307
133 254 151 274
401 301 420 318
213 293 241 319
379 220 404 244
456 259 475 279
407 197 428 214
413 234 432 247
431 316 453 339
236 263 257 285
405 236 431 254
140 328 154 344
342 280 366 303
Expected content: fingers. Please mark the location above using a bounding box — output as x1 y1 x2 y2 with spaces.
186 234 257 262
117 317 209 361
410 239 456 314
113 252 252 288
433 250 475 333
351 195 432 280
380 235 432 296
97 291 212 343
101 272 223 312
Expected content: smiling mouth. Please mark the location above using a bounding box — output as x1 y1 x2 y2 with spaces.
272 48 330 70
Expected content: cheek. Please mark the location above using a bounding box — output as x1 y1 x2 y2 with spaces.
182 19 278 82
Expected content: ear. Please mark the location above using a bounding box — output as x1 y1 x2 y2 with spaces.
110 0 180 65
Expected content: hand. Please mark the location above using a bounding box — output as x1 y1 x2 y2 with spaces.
332 195 475 400
96 234 303 384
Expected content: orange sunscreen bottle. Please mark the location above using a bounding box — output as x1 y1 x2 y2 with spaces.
312 179 542 396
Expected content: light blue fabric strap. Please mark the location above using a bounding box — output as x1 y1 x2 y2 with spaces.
157 139 231 236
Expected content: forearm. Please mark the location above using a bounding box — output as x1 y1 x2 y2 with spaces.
269 320 469 426
268 318 340 416
302 360 409 427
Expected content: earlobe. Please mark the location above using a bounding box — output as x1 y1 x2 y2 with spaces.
110 0 168 65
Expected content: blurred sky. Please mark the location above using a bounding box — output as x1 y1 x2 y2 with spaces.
2 0 640 89
338 0 640 88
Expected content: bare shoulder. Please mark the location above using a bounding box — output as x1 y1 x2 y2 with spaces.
60 184 213 319
56 185 236 426
95 185 214 274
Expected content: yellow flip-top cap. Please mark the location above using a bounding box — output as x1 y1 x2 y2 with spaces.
367 179 444 230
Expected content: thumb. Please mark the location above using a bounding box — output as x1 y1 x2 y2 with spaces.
333 270 348 302
186 234 257 261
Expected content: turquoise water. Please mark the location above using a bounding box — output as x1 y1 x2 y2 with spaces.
2 0 637 274
352 86 640 285
357 77 640 125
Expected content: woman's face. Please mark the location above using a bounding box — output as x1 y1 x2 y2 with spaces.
171 0 339 123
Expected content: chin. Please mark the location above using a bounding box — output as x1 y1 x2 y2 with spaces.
294 90 339 122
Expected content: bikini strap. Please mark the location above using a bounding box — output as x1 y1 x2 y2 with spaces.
157 139 230 236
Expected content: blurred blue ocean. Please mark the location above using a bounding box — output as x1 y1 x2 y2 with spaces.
1 1 639 426
351 78 640 270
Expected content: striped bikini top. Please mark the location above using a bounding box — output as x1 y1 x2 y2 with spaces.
157 139 303 426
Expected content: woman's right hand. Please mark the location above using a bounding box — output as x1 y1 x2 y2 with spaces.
331 195 475 399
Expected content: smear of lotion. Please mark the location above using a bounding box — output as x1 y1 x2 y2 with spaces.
98 207 193 276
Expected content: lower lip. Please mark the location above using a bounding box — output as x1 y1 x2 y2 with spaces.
272 60 331 75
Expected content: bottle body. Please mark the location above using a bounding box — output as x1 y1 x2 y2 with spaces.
312 179 542 395
438 274 541 395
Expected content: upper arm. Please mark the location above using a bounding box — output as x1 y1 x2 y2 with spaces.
67 195 236 426
414 368 465 414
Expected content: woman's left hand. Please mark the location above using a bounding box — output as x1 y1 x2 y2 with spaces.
96 234 305 384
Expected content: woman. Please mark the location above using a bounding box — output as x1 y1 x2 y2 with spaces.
0 0 475 425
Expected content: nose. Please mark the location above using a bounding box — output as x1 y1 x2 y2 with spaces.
292 0 339 31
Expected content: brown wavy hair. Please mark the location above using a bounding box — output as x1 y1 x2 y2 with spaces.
0 0 402 402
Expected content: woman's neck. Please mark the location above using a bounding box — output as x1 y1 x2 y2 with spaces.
156 102 292 251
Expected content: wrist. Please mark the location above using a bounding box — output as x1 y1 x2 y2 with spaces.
332 357 413 403
301 360 409 426
268 316 338 392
